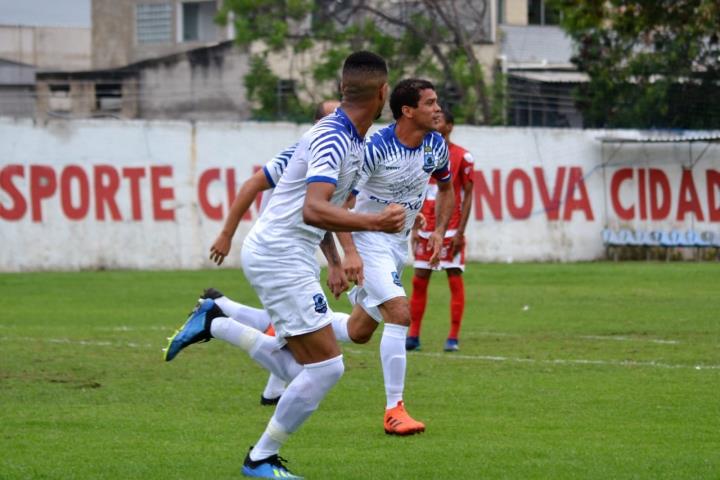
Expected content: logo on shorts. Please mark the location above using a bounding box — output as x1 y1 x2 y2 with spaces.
313 293 328 314
422 146 436 173
391 271 402 287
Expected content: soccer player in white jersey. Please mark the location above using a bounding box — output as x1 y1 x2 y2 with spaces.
205 99 342 406
164 51 404 479
335 78 455 435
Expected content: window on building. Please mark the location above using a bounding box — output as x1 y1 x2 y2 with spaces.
95 82 122 112
528 0 560 25
276 78 297 117
498 0 505 24
136 3 173 44
182 1 217 42
48 84 71 112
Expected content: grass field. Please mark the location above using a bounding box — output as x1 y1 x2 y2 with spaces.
1 263 719 479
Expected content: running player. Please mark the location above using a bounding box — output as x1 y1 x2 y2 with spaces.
334 78 455 435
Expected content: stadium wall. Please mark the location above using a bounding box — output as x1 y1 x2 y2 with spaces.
1 117 718 271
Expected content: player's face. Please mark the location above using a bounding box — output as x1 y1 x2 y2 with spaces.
412 88 442 131
435 115 452 139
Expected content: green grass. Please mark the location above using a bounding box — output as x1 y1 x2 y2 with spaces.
1 263 719 479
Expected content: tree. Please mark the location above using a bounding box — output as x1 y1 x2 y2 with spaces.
217 0 505 124
551 0 720 129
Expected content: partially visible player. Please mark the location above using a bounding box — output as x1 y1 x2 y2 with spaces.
164 51 402 479
406 107 474 352
206 99 341 406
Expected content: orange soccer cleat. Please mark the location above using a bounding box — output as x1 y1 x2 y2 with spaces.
384 401 425 436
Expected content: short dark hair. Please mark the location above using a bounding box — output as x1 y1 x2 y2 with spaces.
441 106 454 124
389 78 436 120
341 51 388 102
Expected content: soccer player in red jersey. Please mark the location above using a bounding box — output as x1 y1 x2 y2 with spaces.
407 107 474 352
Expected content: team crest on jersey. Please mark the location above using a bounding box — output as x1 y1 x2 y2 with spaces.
422 146 436 173
313 293 328 314
391 271 402 287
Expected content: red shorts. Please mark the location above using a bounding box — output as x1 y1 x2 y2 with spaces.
413 234 465 271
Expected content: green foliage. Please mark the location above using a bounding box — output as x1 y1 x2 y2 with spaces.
217 1 502 124
551 0 720 128
244 55 312 121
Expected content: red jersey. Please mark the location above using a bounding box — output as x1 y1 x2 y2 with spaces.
419 143 474 233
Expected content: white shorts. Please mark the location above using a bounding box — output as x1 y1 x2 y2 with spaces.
347 232 407 323
241 245 333 340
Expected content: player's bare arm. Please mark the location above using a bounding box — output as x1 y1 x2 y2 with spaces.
210 169 272 265
451 180 474 256
428 181 455 266
320 231 349 299
303 182 405 233
333 193 365 286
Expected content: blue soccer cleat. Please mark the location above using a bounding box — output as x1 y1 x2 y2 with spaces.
405 336 421 351
164 298 221 361
242 449 303 479
444 338 459 352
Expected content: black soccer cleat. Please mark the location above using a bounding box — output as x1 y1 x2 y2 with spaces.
202 287 224 300
260 394 281 406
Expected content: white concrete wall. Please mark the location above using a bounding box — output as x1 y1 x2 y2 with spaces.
1 117 719 271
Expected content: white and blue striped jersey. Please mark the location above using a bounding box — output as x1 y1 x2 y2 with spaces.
258 143 297 213
353 124 450 240
244 107 365 253
262 143 297 188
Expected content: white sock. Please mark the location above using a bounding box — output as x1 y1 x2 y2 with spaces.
331 312 351 343
251 355 344 461
215 296 272 332
210 317 301 382
262 373 286 400
380 323 407 409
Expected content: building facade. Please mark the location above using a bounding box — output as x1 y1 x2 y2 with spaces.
92 0 234 69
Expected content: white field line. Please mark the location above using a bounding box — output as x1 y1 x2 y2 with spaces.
579 335 679 345
0 324 686 345
343 348 720 371
0 336 154 349
102 326 686 346
2 336 717 371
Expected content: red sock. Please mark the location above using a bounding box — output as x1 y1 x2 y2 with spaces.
447 274 465 340
409 275 429 338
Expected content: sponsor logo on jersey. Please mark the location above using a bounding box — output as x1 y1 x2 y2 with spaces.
368 194 423 211
423 146 436 173
313 293 328 314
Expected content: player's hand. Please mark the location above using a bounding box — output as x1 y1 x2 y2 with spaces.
427 231 443 268
450 232 465 257
209 233 232 266
411 228 421 256
326 263 350 299
413 212 426 230
376 204 405 233
343 251 364 286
